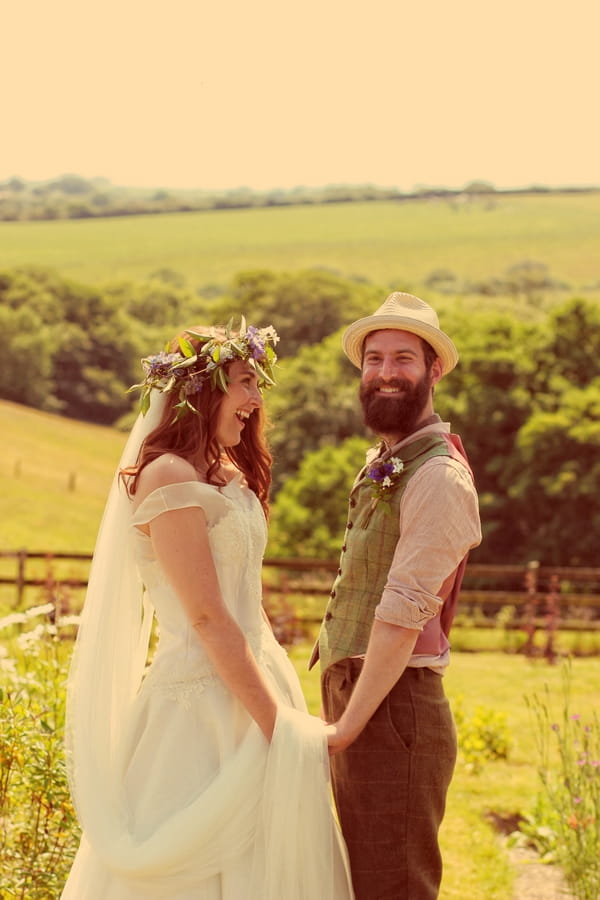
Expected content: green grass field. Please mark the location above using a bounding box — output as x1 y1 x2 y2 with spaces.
2 193 600 296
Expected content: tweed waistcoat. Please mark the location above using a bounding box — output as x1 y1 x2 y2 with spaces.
315 432 471 673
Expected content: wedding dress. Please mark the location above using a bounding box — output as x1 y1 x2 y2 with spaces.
61 474 353 899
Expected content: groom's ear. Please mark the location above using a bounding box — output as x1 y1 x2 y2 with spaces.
430 357 443 387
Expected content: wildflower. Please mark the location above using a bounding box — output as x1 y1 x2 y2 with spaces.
361 456 405 528
246 325 266 359
25 603 54 619
181 374 205 397
16 624 45 651
58 614 81 627
0 645 17 676
142 352 180 379
0 612 28 630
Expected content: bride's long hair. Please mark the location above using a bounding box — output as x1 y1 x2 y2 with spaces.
121 328 273 516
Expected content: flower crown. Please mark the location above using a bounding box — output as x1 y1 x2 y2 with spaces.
130 317 279 419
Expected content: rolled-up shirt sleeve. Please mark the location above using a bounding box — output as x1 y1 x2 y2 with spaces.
374 457 482 629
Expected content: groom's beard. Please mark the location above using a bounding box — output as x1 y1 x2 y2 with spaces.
359 373 432 437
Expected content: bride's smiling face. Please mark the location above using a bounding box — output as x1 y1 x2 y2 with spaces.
216 360 262 447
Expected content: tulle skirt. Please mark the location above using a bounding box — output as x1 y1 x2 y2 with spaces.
61 635 353 899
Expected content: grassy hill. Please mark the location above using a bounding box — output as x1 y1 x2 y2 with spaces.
2 193 600 299
0 399 125 553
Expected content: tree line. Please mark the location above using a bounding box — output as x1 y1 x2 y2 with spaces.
1 265 598 566
1 174 595 222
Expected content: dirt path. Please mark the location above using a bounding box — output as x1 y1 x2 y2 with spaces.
509 846 575 899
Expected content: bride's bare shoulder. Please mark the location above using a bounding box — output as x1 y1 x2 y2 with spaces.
132 455 199 509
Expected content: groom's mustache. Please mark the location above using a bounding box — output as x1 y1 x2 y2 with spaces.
361 378 414 397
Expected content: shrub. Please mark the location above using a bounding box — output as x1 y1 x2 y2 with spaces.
453 695 511 774
0 622 79 897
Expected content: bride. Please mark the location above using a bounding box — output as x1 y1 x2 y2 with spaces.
61 320 353 899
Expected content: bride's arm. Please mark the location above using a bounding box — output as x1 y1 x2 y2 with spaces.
136 458 278 742
150 504 278 741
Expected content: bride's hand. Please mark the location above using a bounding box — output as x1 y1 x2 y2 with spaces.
324 721 357 756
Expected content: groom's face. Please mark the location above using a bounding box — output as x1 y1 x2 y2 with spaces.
359 329 441 439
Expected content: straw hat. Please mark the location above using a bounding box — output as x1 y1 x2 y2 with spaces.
342 292 458 375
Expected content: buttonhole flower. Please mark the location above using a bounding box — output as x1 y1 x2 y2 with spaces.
361 456 404 528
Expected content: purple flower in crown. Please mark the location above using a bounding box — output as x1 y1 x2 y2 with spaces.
142 352 181 379
182 374 205 396
245 324 279 362
247 325 269 361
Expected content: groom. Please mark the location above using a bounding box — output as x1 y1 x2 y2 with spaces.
312 293 481 899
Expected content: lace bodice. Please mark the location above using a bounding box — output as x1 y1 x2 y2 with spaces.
129 477 269 699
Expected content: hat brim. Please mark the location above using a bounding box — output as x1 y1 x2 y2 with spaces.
342 315 459 375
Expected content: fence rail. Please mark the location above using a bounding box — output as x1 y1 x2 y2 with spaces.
2 550 600 630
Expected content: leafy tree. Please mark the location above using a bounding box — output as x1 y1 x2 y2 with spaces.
266 329 367 492
209 269 378 355
511 384 600 565
0 305 57 408
0 268 68 408
530 298 600 398
504 260 565 301
6 176 26 192
436 311 538 561
0 267 143 423
269 436 371 558
108 276 196 329
0 267 66 323
49 174 92 194
51 319 140 423
437 300 600 563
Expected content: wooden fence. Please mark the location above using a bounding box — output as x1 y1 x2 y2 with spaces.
1 550 599 633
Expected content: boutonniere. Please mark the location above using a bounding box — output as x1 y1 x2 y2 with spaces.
361 456 405 528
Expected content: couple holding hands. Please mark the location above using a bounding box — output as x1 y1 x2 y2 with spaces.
61 292 480 900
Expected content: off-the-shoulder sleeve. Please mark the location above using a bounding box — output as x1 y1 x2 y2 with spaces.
130 481 229 530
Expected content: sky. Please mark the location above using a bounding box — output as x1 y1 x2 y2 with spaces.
3 0 599 193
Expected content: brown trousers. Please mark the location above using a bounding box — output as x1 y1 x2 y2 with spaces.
322 659 457 900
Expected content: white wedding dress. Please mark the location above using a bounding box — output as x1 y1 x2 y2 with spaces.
62 476 353 899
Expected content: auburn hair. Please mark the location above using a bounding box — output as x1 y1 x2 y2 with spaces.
121 329 273 517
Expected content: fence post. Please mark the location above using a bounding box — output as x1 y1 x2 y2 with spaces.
543 573 560 663
16 549 27 606
522 560 540 657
